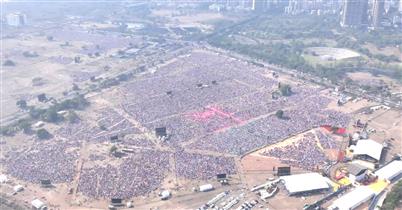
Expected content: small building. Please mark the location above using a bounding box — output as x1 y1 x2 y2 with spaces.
110 198 123 207
33 121 45 128
347 164 368 183
352 139 383 162
281 173 330 195
199 184 214 192
155 127 167 138
57 110 67 115
352 133 360 141
6 12 27 27
126 201 133 208
375 160 402 182
40 179 52 188
160 190 171 200
0 174 8 183
329 186 374 210
13 184 24 192
31 199 47 210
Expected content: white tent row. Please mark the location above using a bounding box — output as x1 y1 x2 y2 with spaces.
329 186 374 210
375 160 402 182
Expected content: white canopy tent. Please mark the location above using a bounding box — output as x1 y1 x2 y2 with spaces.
352 139 383 161
375 160 402 182
281 173 330 195
329 186 374 210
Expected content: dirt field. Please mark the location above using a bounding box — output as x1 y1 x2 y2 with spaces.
347 72 402 93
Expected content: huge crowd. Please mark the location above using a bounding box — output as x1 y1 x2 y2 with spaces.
188 90 350 155
78 150 170 199
55 108 140 143
262 132 327 171
174 151 236 180
121 51 275 125
5 141 79 183
4 51 353 200
316 130 340 149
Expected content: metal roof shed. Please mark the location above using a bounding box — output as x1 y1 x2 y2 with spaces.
31 199 47 210
375 160 402 182
353 139 383 161
281 173 330 195
329 186 374 210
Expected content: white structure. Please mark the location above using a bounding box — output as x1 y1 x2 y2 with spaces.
6 12 27 26
33 121 45 128
399 0 402 13
199 184 214 192
126 201 133 208
222 198 239 210
13 185 24 192
0 174 8 183
209 3 224 12
352 139 384 162
329 186 374 210
207 191 227 206
375 160 402 182
281 173 330 195
31 199 47 210
160 190 171 200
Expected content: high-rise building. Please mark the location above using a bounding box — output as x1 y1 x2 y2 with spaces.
399 0 402 13
252 0 270 11
285 0 303 14
6 12 27 27
372 0 384 28
341 0 369 27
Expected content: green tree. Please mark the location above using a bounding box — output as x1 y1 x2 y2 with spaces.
1 126 16 136
279 84 292 96
29 107 45 119
37 128 51 139
3 59 16 66
17 119 32 134
72 83 80 91
110 145 118 154
275 110 284 119
66 110 80 123
382 181 402 210
16 99 27 109
37 93 47 102
41 108 63 123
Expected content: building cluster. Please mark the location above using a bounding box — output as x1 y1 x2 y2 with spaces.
209 0 339 14
207 0 402 29
4 12 27 27
341 0 402 28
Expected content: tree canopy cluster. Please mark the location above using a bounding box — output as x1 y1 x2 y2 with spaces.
382 181 402 210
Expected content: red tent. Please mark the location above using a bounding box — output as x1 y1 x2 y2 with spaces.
335 128 346 135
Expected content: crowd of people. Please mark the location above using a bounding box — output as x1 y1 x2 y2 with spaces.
121 51 275 126
122 137 154 148
119 51 350 156
316 130 340 149
174 151 236 180
262 132 327 171
4 51 354 200
188 90 350 155
55 108 141 143
5 141 79 183
78 150 170 199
